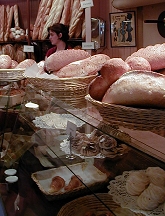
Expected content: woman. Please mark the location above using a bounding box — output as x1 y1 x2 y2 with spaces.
45 23 70 59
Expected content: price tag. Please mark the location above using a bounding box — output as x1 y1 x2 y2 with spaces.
23 45 34 53
81 0 94 8
66 121 77 138
82 42 94 50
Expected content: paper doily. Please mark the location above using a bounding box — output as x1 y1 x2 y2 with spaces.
108 170 165 216
33 112 84 129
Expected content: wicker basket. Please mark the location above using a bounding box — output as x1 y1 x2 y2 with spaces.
26 75 96 108
57 193 142 216
85 94 165 131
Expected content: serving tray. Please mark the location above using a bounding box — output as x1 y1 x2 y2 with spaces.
31 162 108 200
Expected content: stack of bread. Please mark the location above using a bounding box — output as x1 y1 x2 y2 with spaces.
88 43 165 109
126 167 165 211
32 0 86 40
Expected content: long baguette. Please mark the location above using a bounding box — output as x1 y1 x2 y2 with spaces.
51 0 65 28
60 0 73 25
14 4 19 27
69 0 80 27
4 6 14 41
69 0 84 38
38 0 53 39
0 5 5 41
41 0 60 40
32 0 48 40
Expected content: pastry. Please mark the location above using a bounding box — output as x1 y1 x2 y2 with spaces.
80 142 100 157
137 183 165 210
126 171 149 195
98 134 118 157
64 175 82 191
146 166 165 186
49 176 65 193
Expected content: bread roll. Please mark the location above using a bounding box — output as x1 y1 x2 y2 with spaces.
16 59 36 69
129 43 165 71
11 60 18 69
88 54 110 71
102 70 165 108
88 76 110 101
125 56 151 71
0 54 12 69
100 58 130 86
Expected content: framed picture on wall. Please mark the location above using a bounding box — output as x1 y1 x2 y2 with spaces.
109 11 136 47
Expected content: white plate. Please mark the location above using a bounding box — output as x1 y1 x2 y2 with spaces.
5 176 18 183
4 169 17 176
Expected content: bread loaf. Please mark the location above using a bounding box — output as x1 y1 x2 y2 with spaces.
102 70 165 108
88 76 110 101
38 0 53 40
4 6 14 42
14 5 19 27
41 0 64 40
60 0 73 25
100 58 130 86
129 43 165 71
0 5 5 41
125 56 151 71
54 59 98 78
0 54 12 69
44 49 90 73
16 59 36 69
69 0 84 38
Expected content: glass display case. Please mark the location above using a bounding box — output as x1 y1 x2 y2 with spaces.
0 81 165 216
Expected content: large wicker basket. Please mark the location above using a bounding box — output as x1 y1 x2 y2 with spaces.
57 193 142 216
85 94 165 131
26 75 96 108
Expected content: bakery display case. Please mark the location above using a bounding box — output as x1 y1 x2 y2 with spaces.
0 80 165 216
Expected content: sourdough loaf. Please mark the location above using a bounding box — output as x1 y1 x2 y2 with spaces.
102 70 165 108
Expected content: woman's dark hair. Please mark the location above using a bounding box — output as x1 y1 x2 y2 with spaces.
47 23 69 42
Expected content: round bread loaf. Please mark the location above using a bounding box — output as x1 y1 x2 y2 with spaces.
102 70 165 108
100 58 130 86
